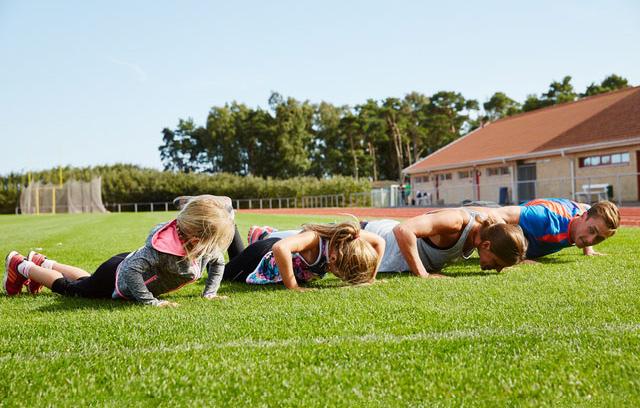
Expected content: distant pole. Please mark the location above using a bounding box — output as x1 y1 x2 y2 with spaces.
35 183 40 216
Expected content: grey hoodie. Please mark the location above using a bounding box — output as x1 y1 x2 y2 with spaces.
112 221 224 306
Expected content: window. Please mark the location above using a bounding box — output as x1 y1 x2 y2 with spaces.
487 166 510 176
438 173 452 181
414 175 429 183
579 152 630 168
458 170 470 179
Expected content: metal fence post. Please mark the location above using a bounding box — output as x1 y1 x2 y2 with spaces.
616 174 622 206
134 203 138 213
150 203 154 212
118 204 121 213
165 202 169 211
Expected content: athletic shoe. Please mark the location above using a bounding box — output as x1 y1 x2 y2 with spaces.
173 196 193 210
3 251 27 296
25 251 46 294
248 226 275 245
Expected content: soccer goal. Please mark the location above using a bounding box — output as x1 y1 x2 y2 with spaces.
19 177 108 214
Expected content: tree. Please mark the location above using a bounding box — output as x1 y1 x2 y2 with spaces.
355 100 387 181
268 93 315 178
403 92 431 163
309 102 345 177
381 97 410 181
421 91 479 157
583 74 629 97
482 92 521 121
522 76 576 112
158 118 204 173
543 75 577 104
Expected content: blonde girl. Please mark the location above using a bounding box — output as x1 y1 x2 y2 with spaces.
4 196 235 307
223 221 385 291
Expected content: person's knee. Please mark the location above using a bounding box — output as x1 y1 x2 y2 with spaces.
50 277 82 296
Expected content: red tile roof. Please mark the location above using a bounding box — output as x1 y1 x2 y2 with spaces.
405 86 640 174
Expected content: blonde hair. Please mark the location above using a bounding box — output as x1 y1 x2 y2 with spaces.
587 200 620 231
176 196 235 262
302 221 377 285
476 215 527 266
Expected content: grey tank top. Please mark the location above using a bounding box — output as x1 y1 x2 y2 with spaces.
363 208 479 273
416 208 478 272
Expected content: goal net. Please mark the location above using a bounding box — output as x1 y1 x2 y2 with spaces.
19 177 108 214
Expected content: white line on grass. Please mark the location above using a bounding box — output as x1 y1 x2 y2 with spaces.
2 322 639 363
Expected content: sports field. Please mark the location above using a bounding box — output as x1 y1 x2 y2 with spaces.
1 212 639 406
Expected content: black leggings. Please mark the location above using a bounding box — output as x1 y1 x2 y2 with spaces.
227 225 244 260
51 253 129 299
223 237 280 282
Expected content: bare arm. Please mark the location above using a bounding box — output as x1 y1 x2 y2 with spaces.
466 205 522 224
359 230 386 280
272 231 319 292
393 209 466 277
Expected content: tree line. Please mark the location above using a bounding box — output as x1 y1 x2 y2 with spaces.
159 74 631 181
0 164 370 214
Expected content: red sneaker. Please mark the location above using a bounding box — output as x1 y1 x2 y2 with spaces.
26 251 46 294
247 226 275 245
3 251 27 296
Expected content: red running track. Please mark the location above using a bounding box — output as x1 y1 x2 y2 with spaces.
238 207 640 227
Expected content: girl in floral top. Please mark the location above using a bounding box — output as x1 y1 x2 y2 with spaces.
223 221 385 291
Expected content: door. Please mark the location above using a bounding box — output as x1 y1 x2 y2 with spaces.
517 163 537 203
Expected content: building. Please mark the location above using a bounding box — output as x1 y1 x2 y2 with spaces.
404 86 640 205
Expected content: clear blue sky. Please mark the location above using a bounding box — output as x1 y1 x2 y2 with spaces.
1 0 638 175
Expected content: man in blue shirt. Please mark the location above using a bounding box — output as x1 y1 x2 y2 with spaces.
475 199 620 259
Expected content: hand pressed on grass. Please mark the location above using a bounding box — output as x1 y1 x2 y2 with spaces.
157 301 179 308
203 294 229 300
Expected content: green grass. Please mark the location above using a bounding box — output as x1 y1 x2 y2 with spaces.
1 212 639 406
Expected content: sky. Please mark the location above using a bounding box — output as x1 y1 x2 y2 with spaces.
1 0 639 175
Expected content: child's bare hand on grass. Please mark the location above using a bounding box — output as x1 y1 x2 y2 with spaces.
204 294 229 300
157 301 179 308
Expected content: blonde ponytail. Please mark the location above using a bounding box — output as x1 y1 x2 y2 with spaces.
302 221 377 285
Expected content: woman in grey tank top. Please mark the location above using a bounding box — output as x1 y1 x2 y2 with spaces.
365 208 527 277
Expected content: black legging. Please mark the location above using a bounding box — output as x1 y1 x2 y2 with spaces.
223 237 281 282
227 225 244 260
51 252 130 298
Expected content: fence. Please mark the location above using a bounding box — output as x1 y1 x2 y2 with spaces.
101 193 349 213
408 172 640 207
19 172 640 214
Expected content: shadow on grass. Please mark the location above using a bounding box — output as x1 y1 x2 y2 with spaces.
220 281 286 294
526 257 578 265
377 268 500 279
36 297 139 312
442 270 501 278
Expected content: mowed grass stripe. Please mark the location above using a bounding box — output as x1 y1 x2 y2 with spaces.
1 322 639 363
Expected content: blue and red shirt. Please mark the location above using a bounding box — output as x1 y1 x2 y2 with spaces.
518 198 590 259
